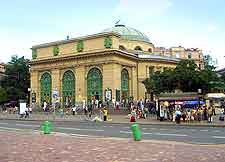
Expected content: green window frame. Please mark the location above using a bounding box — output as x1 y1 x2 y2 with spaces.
40 72 52 105
87 68 102 102
121 69 129 100
62 70 75 107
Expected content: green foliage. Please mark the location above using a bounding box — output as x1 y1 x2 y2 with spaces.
203 54 216 70
104 37 112 48
77 40 84 52
0 88 8 104
53 46 59 56
0 55 30 103
221 73 225 82
142 58 220 96
32 49 37 59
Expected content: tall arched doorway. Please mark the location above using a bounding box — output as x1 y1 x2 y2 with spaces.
62 70 75 107
87 68 102 102
121 69 129 100
40 72 52 104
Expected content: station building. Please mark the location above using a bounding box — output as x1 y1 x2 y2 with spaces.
30 24 204 106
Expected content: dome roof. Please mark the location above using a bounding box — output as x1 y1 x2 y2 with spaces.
103 24 150 42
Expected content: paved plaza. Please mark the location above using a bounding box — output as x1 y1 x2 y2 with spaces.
0 130 225 162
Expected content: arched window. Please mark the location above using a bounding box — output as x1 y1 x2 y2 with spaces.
87 68 102 102
119 45 126 51
62 70 75 107
121 69 129 100
134 46 142 51
148 48 152 53
188 53 192 59
40 72 52 105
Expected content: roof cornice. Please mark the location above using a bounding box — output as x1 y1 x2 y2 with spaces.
30 49 182 66
31 32 121 49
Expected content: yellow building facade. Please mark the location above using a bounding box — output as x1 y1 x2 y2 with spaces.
30 24 204 106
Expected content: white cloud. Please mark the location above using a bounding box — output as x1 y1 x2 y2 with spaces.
114 0 172 22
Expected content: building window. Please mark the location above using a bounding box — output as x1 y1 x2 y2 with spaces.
87 68 102 102
176 53 180 58
134 46 142 51
188 53 192 59
40 72 52 105
121 69 129 101
119 45 126 51
148 48 152 53
62 70 75 107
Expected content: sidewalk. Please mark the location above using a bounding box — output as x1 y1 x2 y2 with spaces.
1 131 225 162
0 113 224 127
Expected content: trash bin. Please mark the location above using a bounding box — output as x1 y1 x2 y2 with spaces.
131 124 142 141
41 121 52 134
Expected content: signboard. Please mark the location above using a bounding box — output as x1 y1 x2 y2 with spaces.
19 102 26 115
105 88 112 101
31 92 36 103
52 90 59 106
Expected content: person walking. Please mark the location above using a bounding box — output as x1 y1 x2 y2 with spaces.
208 107 213 123
72 106 76 115
175 109 181 124
103 107 108 121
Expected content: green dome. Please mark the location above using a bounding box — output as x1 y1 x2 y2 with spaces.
103 24 150 42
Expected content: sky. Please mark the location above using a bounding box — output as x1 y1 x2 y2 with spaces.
0 0 224 69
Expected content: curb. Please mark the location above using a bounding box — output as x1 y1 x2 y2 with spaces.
1 117 225 127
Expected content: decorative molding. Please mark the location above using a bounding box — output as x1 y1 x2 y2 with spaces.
104 37 112 48
77 40 84 52
53 46 59 56
32 49 37 59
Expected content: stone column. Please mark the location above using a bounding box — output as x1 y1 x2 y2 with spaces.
76 66 86 103
131 67 137 100
103 63 120 102
30 70 39 105
51 69 61 102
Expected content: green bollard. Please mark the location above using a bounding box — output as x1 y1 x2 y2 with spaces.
131 124 142 141
41 121 52 134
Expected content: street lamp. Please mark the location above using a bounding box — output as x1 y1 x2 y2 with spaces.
198 89 202 108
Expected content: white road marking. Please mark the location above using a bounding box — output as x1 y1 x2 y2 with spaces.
58 127 104 132
159 128 169 131
15 124 39 127
213 130 221 133
0 126 24 131
143 132 153 135
212 136 225 139
0 123 9 125
155 133 188 137
200 130 209 132
123 127 130 129
142 128 147 130
120 131 132 134
71 133 89 137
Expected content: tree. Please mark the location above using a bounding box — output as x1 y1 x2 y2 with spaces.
1 55 30 103
0 88 8 104
142 57 220 96
173 60 199 92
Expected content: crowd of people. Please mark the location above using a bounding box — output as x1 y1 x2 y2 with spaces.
159 104 225 123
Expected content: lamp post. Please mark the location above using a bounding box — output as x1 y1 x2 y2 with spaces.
198 89 202 108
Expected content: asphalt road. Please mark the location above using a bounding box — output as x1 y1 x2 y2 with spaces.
0 119 224 145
